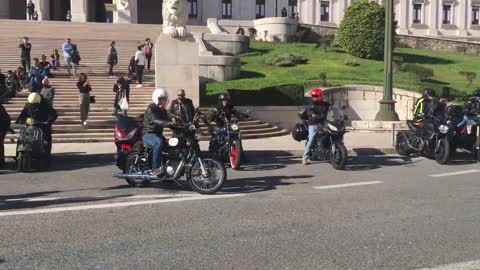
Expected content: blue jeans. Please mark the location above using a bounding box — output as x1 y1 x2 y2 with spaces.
303 125 319 160
143 134 164 169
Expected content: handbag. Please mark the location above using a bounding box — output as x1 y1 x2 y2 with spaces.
89 95 96 103
118 91 129 110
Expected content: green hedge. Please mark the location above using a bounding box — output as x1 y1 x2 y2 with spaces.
225 84 305 106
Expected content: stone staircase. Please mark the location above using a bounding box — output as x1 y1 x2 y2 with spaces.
0 20 288 143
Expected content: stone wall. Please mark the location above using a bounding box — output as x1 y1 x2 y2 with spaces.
300 24 338 43
397 35 480 55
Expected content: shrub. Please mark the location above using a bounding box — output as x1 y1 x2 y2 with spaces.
401 63 434 81
344 58 360 67
319 72 328 87
227 84 304 106
265 53 309 67
392 56 404 72
459 71 477 86
337 1 396 60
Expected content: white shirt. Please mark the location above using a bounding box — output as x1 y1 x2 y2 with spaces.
135 50 146 66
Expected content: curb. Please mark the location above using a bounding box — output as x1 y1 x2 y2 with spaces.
278 148 397 157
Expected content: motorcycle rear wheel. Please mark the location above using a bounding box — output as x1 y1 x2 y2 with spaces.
329 142 347 170
125 150 151 187
17 152 32 173
395 132 412 157
230 140 242 170
434 138 451 165
187 157 226 195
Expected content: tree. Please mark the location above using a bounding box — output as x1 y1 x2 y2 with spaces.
337 1 395 60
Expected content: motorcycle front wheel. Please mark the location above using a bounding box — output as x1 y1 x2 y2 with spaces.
395 132 412 157
187 157 226 194
434 138 451 165
329 142 347 170
229 140 242 170
125 150 151 187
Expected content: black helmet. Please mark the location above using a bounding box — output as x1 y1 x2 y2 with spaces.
474 89 480 97
218 93 230 101
292 123 308 142
422 88 436 98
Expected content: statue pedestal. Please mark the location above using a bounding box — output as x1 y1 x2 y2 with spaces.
155 34 200 107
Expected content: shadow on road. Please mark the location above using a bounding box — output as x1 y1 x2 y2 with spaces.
50 153 114 171
344 155 413 171
221 175 312 193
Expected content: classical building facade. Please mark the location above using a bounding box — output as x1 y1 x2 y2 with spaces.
298 0 480 38
0 0 478 38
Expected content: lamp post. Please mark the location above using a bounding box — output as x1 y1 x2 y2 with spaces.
374 0 399 121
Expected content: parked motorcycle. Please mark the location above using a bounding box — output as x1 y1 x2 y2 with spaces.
396 114 450 164
16 118 51 172
114 110 226 194
208 108 245 170
114 113 143 171
305 107 348 170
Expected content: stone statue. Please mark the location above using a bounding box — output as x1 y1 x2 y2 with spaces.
119 0 130 11
162 0 188 38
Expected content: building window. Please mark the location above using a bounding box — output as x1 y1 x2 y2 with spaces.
413 3 422 24
256 0 265 19
288 0 297 18
473 6 479 25
442 5 452 24
222 0 232 18
188 0 198 18
320 1 329 22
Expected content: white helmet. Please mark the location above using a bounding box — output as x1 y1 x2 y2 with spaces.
28 92 41 104
152 88 169 104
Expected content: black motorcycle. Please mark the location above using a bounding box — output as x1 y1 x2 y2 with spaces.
208 108 245 170
114 110 227 195
16 118 51 172
302 107 348 170
396 114 450 164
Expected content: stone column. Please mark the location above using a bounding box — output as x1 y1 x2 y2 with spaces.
336 0 347 25
428 0 439 36
458 0 469 36
32 0 50 21
306 0 314 24
397 0 409 34
70 0 88 22
0 0 10 19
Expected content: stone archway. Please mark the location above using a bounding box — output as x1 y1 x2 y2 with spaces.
49 0 70 21
0 0 26 19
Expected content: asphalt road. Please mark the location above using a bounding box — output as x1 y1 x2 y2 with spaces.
1 151 480 270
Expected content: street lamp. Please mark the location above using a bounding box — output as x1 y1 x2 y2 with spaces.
374 0 399 121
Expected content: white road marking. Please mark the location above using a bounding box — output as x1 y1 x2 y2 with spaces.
2 194 195 203
313 181 384 190
0 194 245 217
430 169 480 178
414 259 480 270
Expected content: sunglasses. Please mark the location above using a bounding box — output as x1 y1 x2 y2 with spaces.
178 94 185 97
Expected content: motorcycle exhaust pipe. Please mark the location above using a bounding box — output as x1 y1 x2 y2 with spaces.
113 173 158 180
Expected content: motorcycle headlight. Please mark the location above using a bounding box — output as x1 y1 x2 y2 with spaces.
439 125 449 134
169 137 179 147
116 129 136 141
231 124 239 131
327 122 338 132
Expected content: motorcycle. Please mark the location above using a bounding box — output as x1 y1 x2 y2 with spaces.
114 110 227 195
114 113 143 171
208 108 245 170
396 114 450 164
302 107 348 170
16 118 51 172
443 105 480 161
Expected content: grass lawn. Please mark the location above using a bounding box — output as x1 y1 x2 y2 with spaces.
206 41 480 99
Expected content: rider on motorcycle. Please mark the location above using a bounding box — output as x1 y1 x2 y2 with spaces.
210 93 249 126
16 92 57 157
300 88 330 165
143 88 174 176
414 88 437 117
456 89 480 128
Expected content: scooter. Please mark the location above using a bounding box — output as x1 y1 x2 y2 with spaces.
16 118 51 172
114 114 143 172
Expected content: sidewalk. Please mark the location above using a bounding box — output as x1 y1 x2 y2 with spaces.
4 132 396 157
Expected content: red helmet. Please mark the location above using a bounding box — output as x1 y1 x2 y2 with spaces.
310 88 324 101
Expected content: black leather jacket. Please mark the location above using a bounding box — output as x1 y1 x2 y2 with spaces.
16 99 58 125
300 101 331 125
169 98 195 124
210 104 246 127
143 103 171 137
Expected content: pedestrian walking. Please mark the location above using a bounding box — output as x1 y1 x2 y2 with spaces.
107 41 118 78
76 73 92 127
26 0 35 21
50 49 60 70
113 77 130 117
28 58 47 93
40 78 55 107
66 10 72 21
144 38 154 72
18 37 32 71
134 46 146 88
62 38 77 76
72 44 81 66
0 103 11 167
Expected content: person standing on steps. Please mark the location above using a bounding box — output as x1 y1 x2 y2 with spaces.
40 78 55 107
26 0 35 21
113 77 130 117
50 49 60 70
144 38 154 73
62 38 76 76
76 73 92 127
134 46 146 88
39 55 53 78
107 41 118 78
66 10 72 21
18 37 32 71
28 58 47 93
